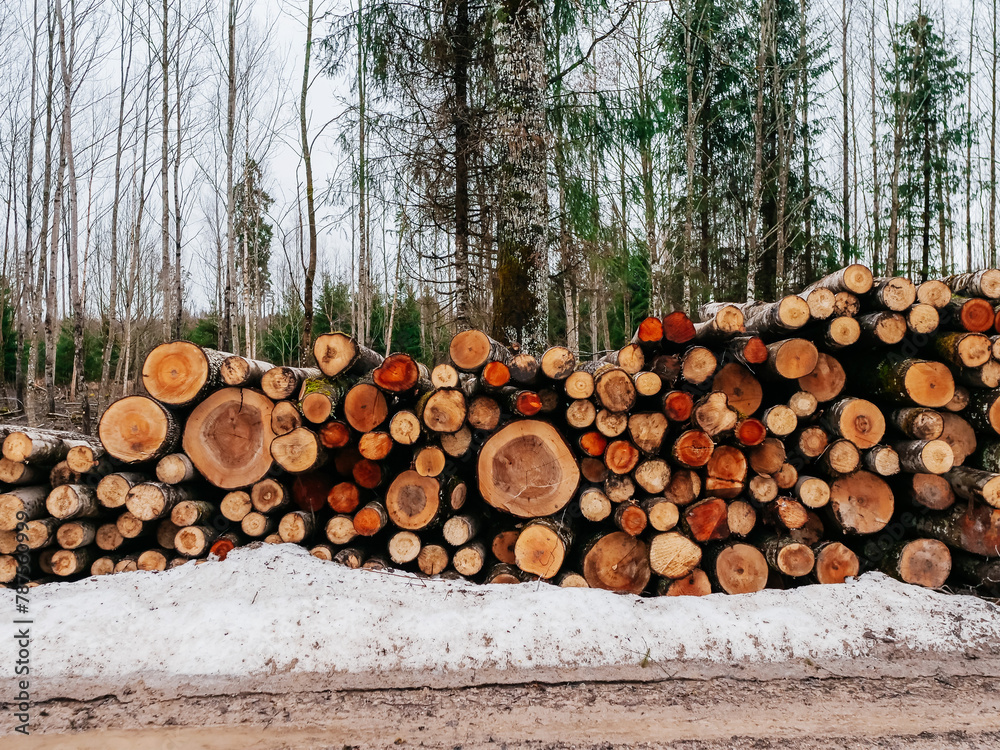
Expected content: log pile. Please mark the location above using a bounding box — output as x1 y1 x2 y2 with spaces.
6 264 1000 598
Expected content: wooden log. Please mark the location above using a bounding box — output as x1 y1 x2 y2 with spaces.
944 295 995 332
827 471 894 534
125 482 192 522
727 335 769 366
943 269 1000 299
449 330 510 372
944 466 1000 507
352 458 384 489
966 388 1000 435
944 385 971 412
581 531 651 593
466 395 501 431
891 407 944 440
386 471 441 530
682 497 729 542
504 388 542 417
832 291 861 317
915 278 951 308
748 474 778 504
706 543 769 594
601 343 645 374
704 445 747 498
954 360 1000 389
880 539 952 588
711 363 762 416
155 453 198 485
220 490 252 522
170 500 215 528
764 497 810 531
565 399 597 429
640 497 678 532
538 346 576 380
271 427 327 474
797 352 845 402
278 510 316 543
314 332 384 377
662 390 695 421
762 404 797 437
564 370 595 400
55 520 97 550
798 287 836 320
603 439 639 475
477 421 579 517
174 526 220 557
774 462 799 489
453 541 487 576
65 443 109 474
735 418 767 447
51 548 93 577
788 391 818 418
0 458 46 486
634 458 671 495
508 353 539 385
115 511 151 540
679 346 717 386
389 410 423 446
868 357 955 408
342 382 390 433
789 511 825 546
358 431 394 461
415 388 465 433
589 365 636 413
387 531 422 564
220 355 274 387
932 332 992 368
818 438 861 476
261 366 323 401
417 544 449 575
247 478 287 514
0 487 49 531
414 445 446 477
614 501 648 536
46 484 99 520
325 515 358 546
182 387 275 489
439 426 472 459
869 276 917 311
142 341 228 406
271 400 303 437
671 429 714 468
762 536 815 577
431 363 460 389
939 412 976 465
727 500 757 537
373 353 429 394
905 303 940 334
603 474 635 504
803 264 874 295
633 316 664 346
513 518 572 579
812 541 860 584
904 473 955 510
658 569 712 596
692 392 737 436
661 310 697 343
157 519 181 550
693 304 745 341
48 460 83 488
326 481 362 514
332 547 365 569
748 437 786 475
894 439 954 474
575 487 610 522
740 296 811 335
857 311 906 345
822 398 885 449
98 395 181 465
664 468 701 506
297 377 347 424
863 445 901 477
913 499 1000 556
764 339 818 380
792 426 828 461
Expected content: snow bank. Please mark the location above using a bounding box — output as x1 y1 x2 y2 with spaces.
4 543 1000 698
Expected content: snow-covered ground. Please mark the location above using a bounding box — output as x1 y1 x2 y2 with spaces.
4 544 1000 700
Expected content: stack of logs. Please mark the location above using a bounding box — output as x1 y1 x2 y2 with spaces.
4 263 1000 597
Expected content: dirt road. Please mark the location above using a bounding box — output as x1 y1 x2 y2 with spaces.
7 675 1000 749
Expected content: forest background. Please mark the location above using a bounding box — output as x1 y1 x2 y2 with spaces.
0 0 992 429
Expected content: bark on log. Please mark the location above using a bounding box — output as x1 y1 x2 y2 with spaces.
220 355 274 387
261 366 323 401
